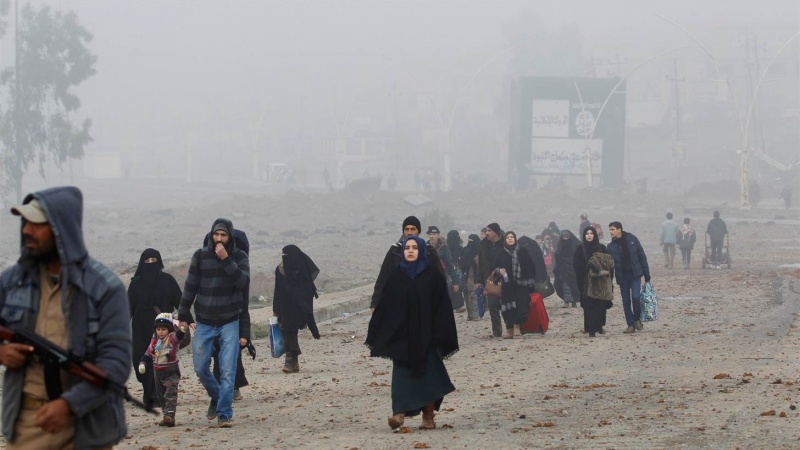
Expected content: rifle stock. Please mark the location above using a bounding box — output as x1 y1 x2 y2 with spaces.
0 322 156 414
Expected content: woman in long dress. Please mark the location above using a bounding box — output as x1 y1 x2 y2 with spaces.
554 230 581 307
365 235 459 430
573 227 614 337
128 248 181 409
273 245 321 373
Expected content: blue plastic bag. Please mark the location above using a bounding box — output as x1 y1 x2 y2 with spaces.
640 282 659 322
269 317 285 358
475 286 486 319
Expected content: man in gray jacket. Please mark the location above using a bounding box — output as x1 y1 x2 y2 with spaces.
0 186 131 448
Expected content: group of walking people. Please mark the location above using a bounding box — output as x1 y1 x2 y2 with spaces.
127 220 321 430
0 183 745 449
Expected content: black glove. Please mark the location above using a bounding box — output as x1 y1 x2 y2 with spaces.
245 341 256 360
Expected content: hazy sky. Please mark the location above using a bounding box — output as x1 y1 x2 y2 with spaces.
6 0 799 167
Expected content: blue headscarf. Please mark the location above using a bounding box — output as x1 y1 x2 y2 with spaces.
399 235 429 279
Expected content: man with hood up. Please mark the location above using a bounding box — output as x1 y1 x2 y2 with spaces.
0 186 131 449
370 216 443 311
178 218 249 428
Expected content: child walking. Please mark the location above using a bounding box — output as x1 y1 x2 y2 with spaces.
139 313 186 426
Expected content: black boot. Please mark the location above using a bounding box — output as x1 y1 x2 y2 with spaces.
282 352 294 373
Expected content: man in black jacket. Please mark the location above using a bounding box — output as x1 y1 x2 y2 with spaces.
370 216 442 311
706 211 728 269
606 221 650 333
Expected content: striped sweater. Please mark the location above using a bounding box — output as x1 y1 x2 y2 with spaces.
178 245 249 327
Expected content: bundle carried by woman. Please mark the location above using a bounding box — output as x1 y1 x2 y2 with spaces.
586 252 614 302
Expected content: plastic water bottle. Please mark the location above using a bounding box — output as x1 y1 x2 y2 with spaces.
502 272 509 282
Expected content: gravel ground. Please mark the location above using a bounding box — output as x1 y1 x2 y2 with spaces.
1 177 799 449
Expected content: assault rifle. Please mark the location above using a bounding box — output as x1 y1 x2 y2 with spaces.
0 320 156 414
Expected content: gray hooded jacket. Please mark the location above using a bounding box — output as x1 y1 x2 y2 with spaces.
0 186 131 448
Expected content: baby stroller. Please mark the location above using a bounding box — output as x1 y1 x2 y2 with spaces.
702 233 731 269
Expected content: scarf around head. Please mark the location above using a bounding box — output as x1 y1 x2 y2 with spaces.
582 226 601 258
461 234 480 263
282 245 319 283
129 248 164 315
399 235 429 280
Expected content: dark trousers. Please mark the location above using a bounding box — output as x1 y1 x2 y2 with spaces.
584 301 605 334
212 339 248 389
487 295 503 336
680 249 692 267
449 287 465 310
710 237 724 264
282 327 301 355
619 273 642 327
154 365 181 416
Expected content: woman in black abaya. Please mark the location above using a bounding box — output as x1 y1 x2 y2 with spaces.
273 245 321 373
554 230 581 307
128 248 182 408
573 226 614 336
366 235 458 431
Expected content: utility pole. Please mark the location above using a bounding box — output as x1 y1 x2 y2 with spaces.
666 58 686 178
392 82 400 173
13 0 20 201
615 48 623 77
751 34 766 153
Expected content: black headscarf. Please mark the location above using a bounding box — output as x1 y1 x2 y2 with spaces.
129 248 169 319
553 230 580 279
582 226 601 258
518 235 548 283
282 245 320 292
461 233 480 264
273 245 320 338
555 230 580 259
446 230 462 262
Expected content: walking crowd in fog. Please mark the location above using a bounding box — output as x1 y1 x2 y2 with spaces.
0 186 734 446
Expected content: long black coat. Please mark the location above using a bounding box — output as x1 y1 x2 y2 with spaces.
366 267 458 375
128 271 181 377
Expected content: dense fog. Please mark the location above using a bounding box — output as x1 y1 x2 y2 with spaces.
0 0 792 196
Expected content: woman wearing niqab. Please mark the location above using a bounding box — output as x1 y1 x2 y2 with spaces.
554 230 581 307
459 233 481 320
365 235 458 431
273 245 321 373
128 248 182 408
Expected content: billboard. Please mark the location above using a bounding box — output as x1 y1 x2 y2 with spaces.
509 77 626 188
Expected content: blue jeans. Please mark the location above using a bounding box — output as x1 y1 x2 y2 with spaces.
192 320 239 420
618 273 642 327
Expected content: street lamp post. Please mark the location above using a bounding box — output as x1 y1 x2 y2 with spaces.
584 45 696 186
656 14 799 207
441 46 515 191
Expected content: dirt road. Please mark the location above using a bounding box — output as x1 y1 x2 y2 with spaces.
1 178 798 448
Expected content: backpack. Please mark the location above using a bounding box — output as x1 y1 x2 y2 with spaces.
591 222 604 240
